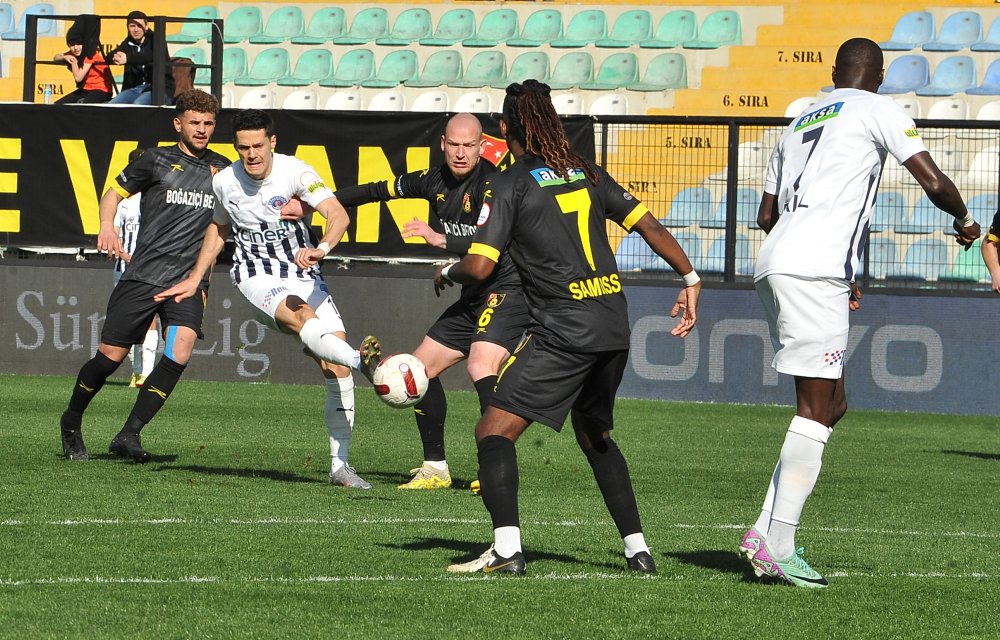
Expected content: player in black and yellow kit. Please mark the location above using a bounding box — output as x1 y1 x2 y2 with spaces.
334 113 531 490
59 90 231 463
436 81 702 575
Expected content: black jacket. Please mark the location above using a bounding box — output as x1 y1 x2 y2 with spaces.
111 28 155 89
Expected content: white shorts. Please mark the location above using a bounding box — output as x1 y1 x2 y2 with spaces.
236 274 346 334
755 274 850 380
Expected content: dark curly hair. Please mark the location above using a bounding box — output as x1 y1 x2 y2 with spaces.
174 89 219 116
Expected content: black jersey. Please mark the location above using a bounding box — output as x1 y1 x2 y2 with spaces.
113 145 231 288
335 160 520 306
470 154 651 352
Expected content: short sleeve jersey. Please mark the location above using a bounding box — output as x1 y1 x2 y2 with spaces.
113 145 231 287
212 153 335 284
754 88 928 282
469 154 649 352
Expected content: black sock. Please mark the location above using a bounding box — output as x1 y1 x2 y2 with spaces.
124 356 186 433
584 437 642 538
477 435 519 529
413 377 446 461
473 375 498 415
68 351 122 415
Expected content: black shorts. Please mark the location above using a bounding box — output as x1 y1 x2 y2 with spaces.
427 289 530 355
101 279 207 348
490 332 628 432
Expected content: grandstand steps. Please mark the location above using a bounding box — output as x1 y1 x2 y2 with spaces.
664 88 810 117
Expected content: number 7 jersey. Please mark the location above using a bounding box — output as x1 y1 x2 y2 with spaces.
754 87 927 282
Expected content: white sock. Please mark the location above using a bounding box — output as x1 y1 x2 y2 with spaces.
140 329 158 377
128 344 138 374
623 532 649 558
424 460 449 472
301 318 362 368
768 416 832 559
494 526 521 558
753 462 781 535
325 375 355 473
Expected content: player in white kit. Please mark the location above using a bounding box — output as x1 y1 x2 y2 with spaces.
739 38 980 588
156 109 381 489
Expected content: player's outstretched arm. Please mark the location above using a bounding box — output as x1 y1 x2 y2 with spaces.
155 222 228 303
97 188 126 259
631 214 701 337
903 151 980 248
296 197 351 269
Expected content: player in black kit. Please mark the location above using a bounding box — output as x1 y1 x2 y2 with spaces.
59 89 231 463
437 81 702 575
334 113 531 490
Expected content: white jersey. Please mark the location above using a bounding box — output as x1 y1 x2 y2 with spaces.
112 192 142 274
754 88 928 281
212 153 336 284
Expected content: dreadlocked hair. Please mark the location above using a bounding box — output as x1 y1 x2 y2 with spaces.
503 80 600 185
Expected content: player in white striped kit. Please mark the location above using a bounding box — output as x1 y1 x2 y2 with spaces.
156 109 380 489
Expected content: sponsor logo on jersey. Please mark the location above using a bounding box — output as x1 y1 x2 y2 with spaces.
568 274 622 300
170 164 184 172
165 189 215 208
119 171 128 183
436 193 446 202
298 171 326 193
793 101 843 131
267 195 289 209
463 192 472 213
623 192 634 201
530 167 587 187
486 293 505 308
903 127 920 138
442 220 477 237
477 202 491 226
236 225 289 246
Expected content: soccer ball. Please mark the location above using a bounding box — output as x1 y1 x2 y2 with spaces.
372 353 429 408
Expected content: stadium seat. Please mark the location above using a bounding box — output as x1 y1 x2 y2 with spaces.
367 88 405 111
783 96 817 117
410 90 449 112
640 10 697 49
915 56 976 96
699 234 752 274
589 93 628 116
627 53 687 92
0 4 13 34
250 6 304 44
923 11 982 52
930 143 965 177
453 91 491 113
464 8 518 47
707 141 770 183
319 49 375 87
548 52 594 90
897 196 946 234
450 51 506 89
235 47 290 86
580 53 639 90
707 188 760 230
940 239 989 282
278 49 334 86
893 96 922 118
550 9 608 48
223 6 263 43
615 233 652 272
963 146 999 188
237 88 276 109
171 46 208 68
925 97 970 120
292 7 346 44
362 50 418 88
405 50 463 88
166 6 219 44
220 88 234 108
966 58 1000 95
376 8 432 46
281 89 318 110
551 91 584 115
1 2 55 41
684 10 741 49
966 193 998 225
971 16 1000 52
333 8 388 45
668 231 702 270
420 9 476 46
325 89 362 111
663 186 712 227
872 191 907 232
507 9 562 47
864 236 899 279
596 10 652 48
888 238 949 280
194 46 247 86
879 11 935 51
877 55 930 94
499 51 550 88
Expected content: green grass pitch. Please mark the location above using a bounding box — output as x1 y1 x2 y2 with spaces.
1 374 998 639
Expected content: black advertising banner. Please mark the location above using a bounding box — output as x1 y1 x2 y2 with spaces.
0 105 595 256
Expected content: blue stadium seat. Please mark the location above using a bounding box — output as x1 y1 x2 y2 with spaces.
872 191 907 233
419 9 476 46
641 10 696 49
966 193 998 225
580 53 639 90
223 6 263 43
507 9 562 47
250 6 304 44
376 8 432 46
291 7 346 44
404 50 463 88
1 2 55 40
896 196 945 234
645 230 702 271
706 188 760 230
684 10 741 49
888 238 949 280
966 58 1000 95
449 50 506 89
699 234 751 274
615 233 653 272
663 186 711 228
499 51 549 88
864 236 899 279
0 4 15 34
333 8 388 45
916 56 976 96
877 55 930 94
923 11 982 52
627 53 687 91
278 49 334 86
550 9 607 48
596 10 652 48
464 8 518 47
362 49 418 88
880 11 934 51
971 16 1000 52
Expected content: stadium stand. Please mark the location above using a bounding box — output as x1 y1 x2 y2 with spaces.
507 8 562 47
291 7 346 44
250 6 304 44
237 87 276 108
663 186 712 228
0 3 16 35
893 96 922 118
235 48 290 86
419 9 476 46
501 51 550 87
589 93 628 115
464 8 518 48
872 191 907 233
166 6 219 44
925 96 970 121
362 49 418 88
581 52 639 90
640 9 697 49
865 237 899 279
596 9 652 48
551 91 584 115
916 56 976 96
964 145 1000 188
324 89 361 110
879 11 935 51
966 58 1000 95
897 195 949 234
548 51 594 90
449 50 506 89
2 2 54 41
193 47 247 86
410 89 449 112
877 55 930 94
922 11 982 52
452 90 490 112
940 239 989 282
683 10 741 49
278 49 334 86
404 49 462 88
333 8 388 46
783 96 816 117
627 53 687 91
281 88 318 109
550 9 608 48
376 8 432 46
222 6 263 44
319 48 375 87
367 88 405 111
889 238 949 281
971 15 1000 52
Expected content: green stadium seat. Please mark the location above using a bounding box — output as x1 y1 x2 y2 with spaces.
596 10 652 48
319 48 375 87
449 51 506 89
333 8 388 45
684 10 742 49
640 10 697 49
249 6 304 44
547 52 594 90
507 9 562 47
194 46 247 85
404 49 463 88
376 8 431 46
362 49 418 88
171 46 207 68
627 53 687 91
940 239 989 282
419 9 476 46
278 49 333 86
235 47 290 86
550 9 607 48
223 6 263 43
166 6 219 44
291 7 346 44
580 52 638 90
2 2 55 41
464 8 518 47
496 51 549 88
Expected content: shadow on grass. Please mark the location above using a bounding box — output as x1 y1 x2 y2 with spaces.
942 449 1000 461
666 549 763 582
87 452 179 464
154 464 317 483
381 537 579 566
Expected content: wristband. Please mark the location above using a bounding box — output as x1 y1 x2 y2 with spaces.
441 263 454 282
957 213 976 228
316 241 331 256
682 269 701 287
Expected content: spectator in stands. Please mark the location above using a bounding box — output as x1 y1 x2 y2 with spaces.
54 15 113 104
108 11 157 105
